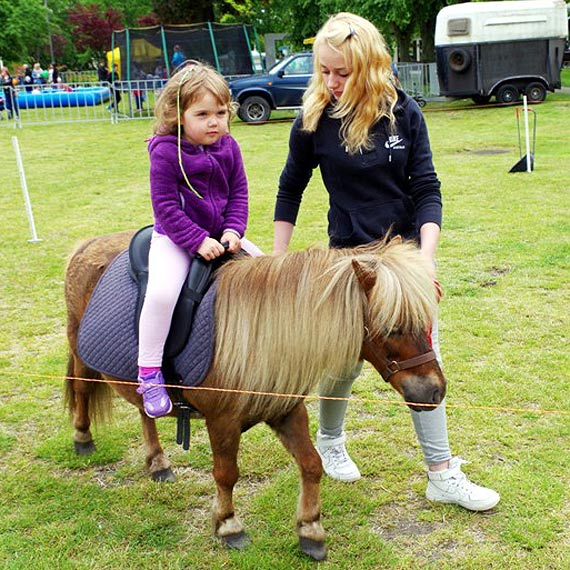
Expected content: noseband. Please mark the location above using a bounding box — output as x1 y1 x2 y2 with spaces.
364 336 437 382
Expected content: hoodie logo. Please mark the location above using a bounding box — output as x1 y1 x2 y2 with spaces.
385 135 405 150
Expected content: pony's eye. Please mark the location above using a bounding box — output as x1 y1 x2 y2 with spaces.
388 329 404 338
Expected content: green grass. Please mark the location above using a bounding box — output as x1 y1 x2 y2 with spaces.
0 93 569 569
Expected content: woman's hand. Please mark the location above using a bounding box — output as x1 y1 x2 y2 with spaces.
419 221 440 280
273 220 294 255
420 250 437 280
220 231 241 254
197 237 226 260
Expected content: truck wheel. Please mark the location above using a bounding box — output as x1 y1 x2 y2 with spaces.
448 48 471 73
238 96 271 123
496 84 519 104
526 82 546 102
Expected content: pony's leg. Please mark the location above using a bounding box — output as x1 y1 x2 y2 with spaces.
111 382 176 483
66 354 102 455
206 417 249 549
138 409 175 482
269 403 327 561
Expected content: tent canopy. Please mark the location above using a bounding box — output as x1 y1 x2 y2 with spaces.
112 22 259 81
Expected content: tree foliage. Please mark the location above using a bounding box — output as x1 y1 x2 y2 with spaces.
151 0 214 24
67 4 123 62
0 0 472 70
0 0 52 62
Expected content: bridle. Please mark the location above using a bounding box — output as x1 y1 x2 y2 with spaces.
363 331 437 382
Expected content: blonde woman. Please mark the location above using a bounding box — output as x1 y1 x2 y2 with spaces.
273 13 499 511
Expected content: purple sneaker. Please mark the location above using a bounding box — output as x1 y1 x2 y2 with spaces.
136 370 173 418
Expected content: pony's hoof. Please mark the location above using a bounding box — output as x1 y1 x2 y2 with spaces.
74 440 96 456
151 468 176 482
299 537 327 561
221 531 250 550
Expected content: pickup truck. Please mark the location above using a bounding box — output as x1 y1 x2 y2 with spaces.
229 52 313 123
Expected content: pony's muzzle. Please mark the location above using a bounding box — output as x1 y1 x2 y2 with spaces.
401 375 446 412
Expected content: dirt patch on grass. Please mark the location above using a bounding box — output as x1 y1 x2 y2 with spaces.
371 495 445 541
480 265 512 287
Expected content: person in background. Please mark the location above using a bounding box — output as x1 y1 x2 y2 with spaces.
32 62 44 85
171 44 186 70
272 12 500 512
22 64 33 92
391 61 401 88
133 68 147 112
1 66 19 119
48 63 59 86
97 60 109 82
136 60 250 417
107 64 122 112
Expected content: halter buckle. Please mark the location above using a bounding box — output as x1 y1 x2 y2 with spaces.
385 360 401 376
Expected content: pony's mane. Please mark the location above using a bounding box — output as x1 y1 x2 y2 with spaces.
211 239 436 418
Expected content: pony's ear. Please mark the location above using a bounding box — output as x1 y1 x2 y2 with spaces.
351 259 376 295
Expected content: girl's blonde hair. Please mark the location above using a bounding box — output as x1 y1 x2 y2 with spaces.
302 12 398 154
153 60 237 135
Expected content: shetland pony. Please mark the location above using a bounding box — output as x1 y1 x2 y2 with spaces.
64 231 446 560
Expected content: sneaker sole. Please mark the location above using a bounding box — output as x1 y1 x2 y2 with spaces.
325 472 361 483
144 400 173 419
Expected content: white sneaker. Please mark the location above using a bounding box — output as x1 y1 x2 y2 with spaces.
316 431 361 482
426 457 500 511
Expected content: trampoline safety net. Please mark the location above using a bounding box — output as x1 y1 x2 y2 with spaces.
113 23 258 81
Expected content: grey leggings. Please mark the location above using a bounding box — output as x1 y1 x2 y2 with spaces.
319 319 451 466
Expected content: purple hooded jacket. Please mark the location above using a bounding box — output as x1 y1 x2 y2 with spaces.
148 133 248 253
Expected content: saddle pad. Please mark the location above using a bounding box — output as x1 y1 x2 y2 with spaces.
77 249 217 386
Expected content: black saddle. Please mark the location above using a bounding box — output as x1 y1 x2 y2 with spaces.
128 225 226 360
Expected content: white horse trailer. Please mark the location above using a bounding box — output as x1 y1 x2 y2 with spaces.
435 0 568 104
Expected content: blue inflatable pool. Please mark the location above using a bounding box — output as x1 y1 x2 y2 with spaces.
17 87 111 109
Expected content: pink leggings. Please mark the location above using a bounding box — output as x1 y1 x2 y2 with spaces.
138 231 264 367
138 232 191 367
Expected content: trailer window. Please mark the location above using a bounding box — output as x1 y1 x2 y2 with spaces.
448 18 470 36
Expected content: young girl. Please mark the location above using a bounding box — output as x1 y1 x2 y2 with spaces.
137 60 249 418
273 13 499 511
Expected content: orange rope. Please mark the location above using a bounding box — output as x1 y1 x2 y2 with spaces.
7 370 570 417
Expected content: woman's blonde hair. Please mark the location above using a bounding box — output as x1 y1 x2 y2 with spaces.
153 60 237 135
302 12 398 154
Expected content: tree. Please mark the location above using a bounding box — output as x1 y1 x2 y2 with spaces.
67 3 123 63
0 0 54 63
151 0 214 24
416 0 455 62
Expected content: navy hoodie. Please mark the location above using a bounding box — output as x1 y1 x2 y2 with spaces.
274 90 442 247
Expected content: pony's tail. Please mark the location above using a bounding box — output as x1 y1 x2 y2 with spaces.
64 353 113 425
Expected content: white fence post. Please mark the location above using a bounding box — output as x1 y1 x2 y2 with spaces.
12 136 42 242
522 95 532 173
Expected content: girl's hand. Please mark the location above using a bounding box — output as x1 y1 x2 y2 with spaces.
197 237 225 260
220 231 241 253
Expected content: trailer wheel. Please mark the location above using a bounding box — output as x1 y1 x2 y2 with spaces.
448 49 471 73
496 84 519 104
526 82 546 102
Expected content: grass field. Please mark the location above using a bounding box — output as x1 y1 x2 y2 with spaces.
0 90 569 569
